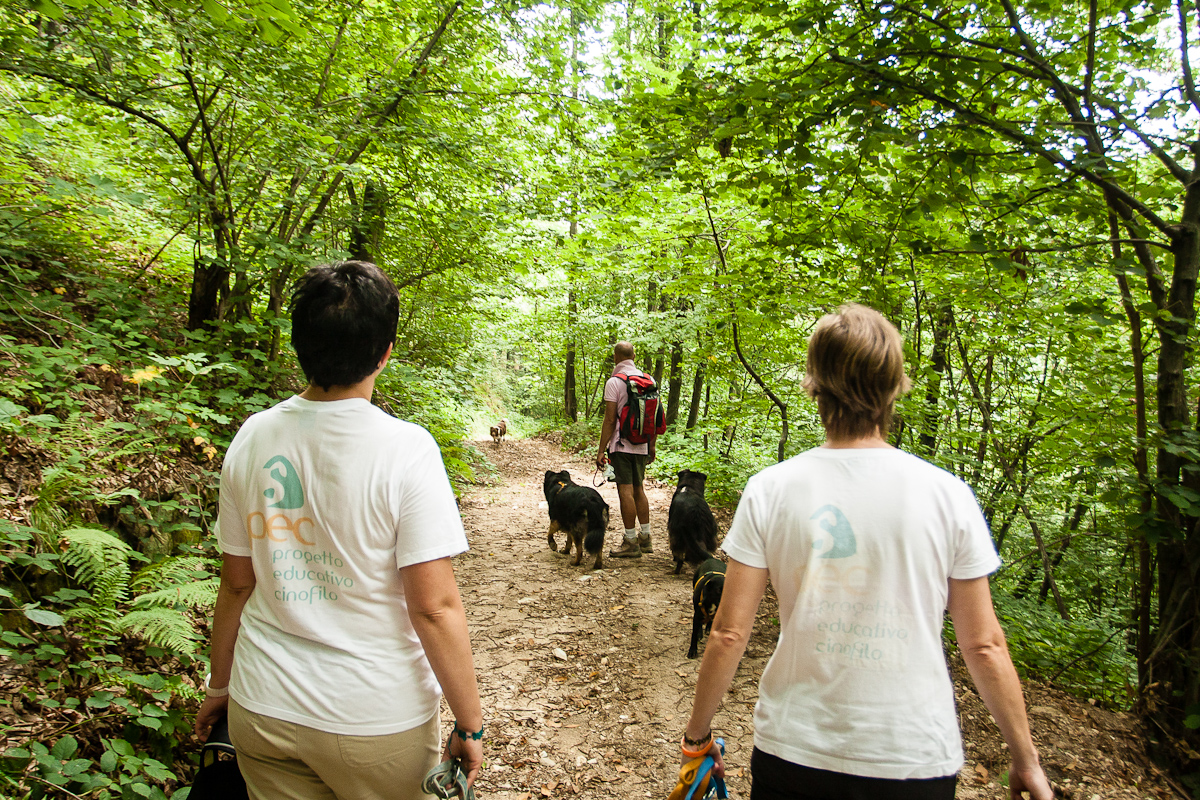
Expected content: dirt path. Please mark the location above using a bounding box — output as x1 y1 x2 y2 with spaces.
450 436 1175 800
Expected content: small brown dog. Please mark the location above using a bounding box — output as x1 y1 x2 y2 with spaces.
489 418 508 446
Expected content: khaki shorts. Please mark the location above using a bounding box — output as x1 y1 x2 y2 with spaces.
228 698 441 800
608 451 646 486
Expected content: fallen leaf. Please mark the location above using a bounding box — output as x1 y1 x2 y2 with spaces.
974 764 989 782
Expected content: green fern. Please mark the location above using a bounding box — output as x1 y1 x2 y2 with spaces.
30 466 83 538
131 556 212 593
132 578 219 611
55 527 219 656
117 608 201 653
60 527 132 610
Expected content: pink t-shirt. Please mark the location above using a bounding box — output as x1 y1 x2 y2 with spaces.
604 360 649 455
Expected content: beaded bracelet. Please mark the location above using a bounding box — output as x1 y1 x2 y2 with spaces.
453 721 483 741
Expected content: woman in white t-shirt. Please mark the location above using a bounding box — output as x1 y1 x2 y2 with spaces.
194 262 483 800
678 304 1053 800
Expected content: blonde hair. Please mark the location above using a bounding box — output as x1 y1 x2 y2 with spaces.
802 304 912 440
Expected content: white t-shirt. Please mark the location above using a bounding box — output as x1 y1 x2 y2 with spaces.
603 360 649 455
217 396 468 735
722 446 1001 780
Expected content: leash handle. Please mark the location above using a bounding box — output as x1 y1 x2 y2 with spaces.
682 756 716 800
592 468 605 487
422 758 473 800
682 738 726 800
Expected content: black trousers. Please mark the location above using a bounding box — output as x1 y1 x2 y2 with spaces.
749 748 958 800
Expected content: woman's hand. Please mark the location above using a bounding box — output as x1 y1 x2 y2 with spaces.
194 694 229 740
446 734 483 788
679 738 725 779
1008 760 1054 800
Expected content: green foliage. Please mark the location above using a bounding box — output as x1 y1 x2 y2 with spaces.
57 526 215 655
645 430 769 508
375 363 483 488
0 516 211 797
989 594 1134 708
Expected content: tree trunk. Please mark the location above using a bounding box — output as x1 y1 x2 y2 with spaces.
564 287 578 422
666 339 683 425
1150 220 1200 731
918 302 952 458
349 179 387 264
1111 211 1155 688
686 363 705 431
188 235 229 332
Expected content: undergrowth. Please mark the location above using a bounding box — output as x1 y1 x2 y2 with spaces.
0 181 493 798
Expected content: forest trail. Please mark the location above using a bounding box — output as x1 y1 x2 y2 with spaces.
451 436 1175 800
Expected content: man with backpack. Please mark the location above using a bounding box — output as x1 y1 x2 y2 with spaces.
595 341 665 558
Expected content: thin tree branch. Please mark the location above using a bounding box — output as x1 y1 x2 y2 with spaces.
1179 0 1200 116
830 57 1177 235
702 190 789 462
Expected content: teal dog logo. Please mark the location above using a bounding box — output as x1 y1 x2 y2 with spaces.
811 505 856 559
263 456 304 509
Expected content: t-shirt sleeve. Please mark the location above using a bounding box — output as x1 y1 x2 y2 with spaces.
949 482 1001 580
216 431 252 557
721 475 769 569
393 429 469 569
603 376 623 404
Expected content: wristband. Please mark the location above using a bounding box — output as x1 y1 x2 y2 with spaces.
681 730 713 758
453 721 483 741
203 673 229 698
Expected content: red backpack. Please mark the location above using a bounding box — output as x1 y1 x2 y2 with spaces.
618 373 667 445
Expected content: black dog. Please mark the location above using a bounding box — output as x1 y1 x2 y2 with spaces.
688 557 726 658
543 470 609 570
668 470 718 575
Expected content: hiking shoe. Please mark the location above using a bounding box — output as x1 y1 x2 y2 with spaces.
609 540 642 558
638 534 653 554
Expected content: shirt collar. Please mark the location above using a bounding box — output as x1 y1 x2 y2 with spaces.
613 359 636 375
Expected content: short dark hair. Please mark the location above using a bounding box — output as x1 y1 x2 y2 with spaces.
802 303 912 439
289 260 399 390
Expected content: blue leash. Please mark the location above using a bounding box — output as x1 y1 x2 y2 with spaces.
683 738 727 800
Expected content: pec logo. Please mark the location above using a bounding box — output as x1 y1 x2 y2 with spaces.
263 456 305 509
246 512 316 545
810 505 857 559
248 456 313 545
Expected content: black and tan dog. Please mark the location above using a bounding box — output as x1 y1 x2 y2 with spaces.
543 470 609 569
668 470 719 575
688 557 726 658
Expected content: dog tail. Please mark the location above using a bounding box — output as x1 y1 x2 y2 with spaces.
684 535 713 568
584 496 608 554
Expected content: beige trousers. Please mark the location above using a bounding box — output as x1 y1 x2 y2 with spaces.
227 698 441 800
